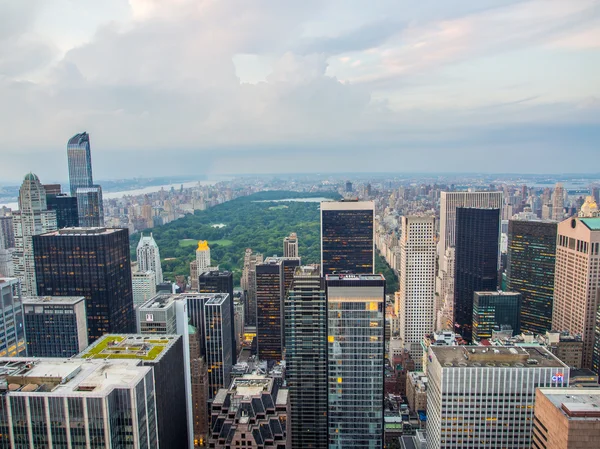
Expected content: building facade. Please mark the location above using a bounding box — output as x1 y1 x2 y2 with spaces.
136 232 164 284
33 227 136 343
427 346 569 449
507 219 557 335
133 270 157 308
46 193 79 228
283 232 298 258
454 207 500 341
285 266 327 449
241 248 263 327
0 278 26 357
67 132 94 196
22 296 88 357
326 274 385 448
552 217 600 370
321 200 374 275
398 216 436 368
472 291 521 342
204 294 233 399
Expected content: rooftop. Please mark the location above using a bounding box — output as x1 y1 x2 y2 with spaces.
430 345 566 368
539 388 600 419
580 218 600 231
326 273 385 281
199 270 232 277
67 132 89 146
22 296 85 306
78 334 179 363
138 294 177 310
474 291 521 297
41 227 121 237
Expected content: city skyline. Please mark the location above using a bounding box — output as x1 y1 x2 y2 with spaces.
0 1 599 180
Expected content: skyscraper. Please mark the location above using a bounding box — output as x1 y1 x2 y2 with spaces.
45 192 79 228
553 217 600 369
398 216 436 368
241 248 263 326
12 173 57 295
67 132 94 196
198 270 236 363
283 232 299 258
75 186 104 227
507 219 557 335
472 291 521 342
132 270 157 307
0 278 26 357
0 212 15 249
33 227 135 343
454 208 500 342
552 182 565 221
326 274 385 448
137 232 164 283
22 296 88 357
426 346 569 449
204 294 233 398
196 240 211 270
321 200 374 275
285 266 327 449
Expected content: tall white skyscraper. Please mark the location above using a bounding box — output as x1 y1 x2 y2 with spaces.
436 191 502 331
283 232 298 258
132 270 157 307
196 240 211 270
552 182 566 221
12 173 57 295
137 232 163 283
398 216 436 369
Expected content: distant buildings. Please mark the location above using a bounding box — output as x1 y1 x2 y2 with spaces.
132 270 157 307
241 248 263 327
472 291 521 342
326 273 385 448
454 207 500 341
285 265 327 449
0 278 26 357
12 173 57 295
426 345 569 449
283 232 298 258
533 388 600 448
0 357 159 448
33 227 136 343
320 200 374 275
552 182 565 221
22 295 87 357
137 232 164 283
208 374 290 448
507 219 557 335
398 216 436 368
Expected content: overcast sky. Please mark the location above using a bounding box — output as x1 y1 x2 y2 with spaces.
0 0 599 183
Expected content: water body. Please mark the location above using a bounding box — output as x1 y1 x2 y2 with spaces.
253 197 333 203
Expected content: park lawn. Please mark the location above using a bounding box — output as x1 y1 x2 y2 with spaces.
178 238 234 248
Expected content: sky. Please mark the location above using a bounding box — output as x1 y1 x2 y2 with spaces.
0 0 599 182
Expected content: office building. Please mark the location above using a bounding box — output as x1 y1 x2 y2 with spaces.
133 270 157 307
552 217 600 370
67 132 94 196
241 248 263 326
256 257 300 361
12 173 57 295
137 232 164 284
326 274 385 448
75 186 104 227
33 227 135 343
454 207 500 341
427 345 569 449
542 332 584 369
79 334 189 449
532 388 600 448
406 371 428 413
472 291 521 342
137 293 178 334
0 278 26 357
321 200 374 275
196 240 211 270
398 216 436 368
22 296 88 357
46 192 79 228
0 213 15 249
283 232 298 258
285 265 327 449
507 219 557 335
0 247 13 277
208 374 290 448
204 294 233 399
552 183 566 221
189 325 210 447
0 357 158 449
199 270 236 363
345 181 353 193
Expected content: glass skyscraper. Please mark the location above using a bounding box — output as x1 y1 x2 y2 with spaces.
204 294 232 399
285 266 327 449
67 132 93 196
472 291 522 341
0 278 26 357
321 200 374 275
46 193 79 228
326 274 385 448
507 219 557 335
454 207 500 342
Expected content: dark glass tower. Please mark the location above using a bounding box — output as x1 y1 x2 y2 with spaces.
321 200 374 275
285 266 327 449
507 219 557 335
46 193 79 228
256 257 300 361
203 294 232 399
199 270 236 363
67 132 93 196
453 208 500 342
33 228 135 343
472 291 522 341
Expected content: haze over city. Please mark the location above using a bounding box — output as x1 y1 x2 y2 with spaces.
1 0 599 181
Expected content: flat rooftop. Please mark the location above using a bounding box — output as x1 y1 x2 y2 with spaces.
78 334 179 363
41 227 121 236
231 375 273 398
138 293 177 310
539 388 600 419
326 273 385 281
22 296 85 306
431 345 566 368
